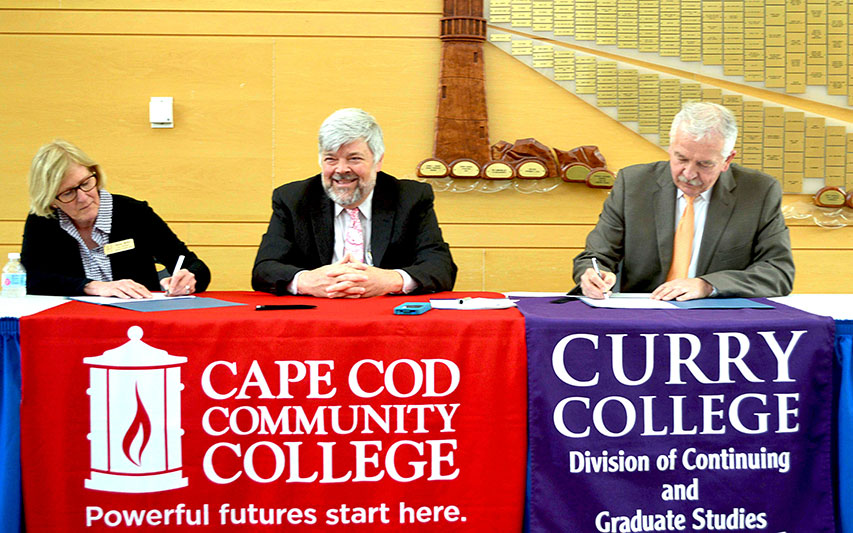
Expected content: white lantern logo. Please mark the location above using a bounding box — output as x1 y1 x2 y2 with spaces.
84 326 188 493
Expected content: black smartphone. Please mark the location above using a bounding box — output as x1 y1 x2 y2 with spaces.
255 304 317 310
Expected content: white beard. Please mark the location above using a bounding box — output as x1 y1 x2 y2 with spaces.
324 172 364 207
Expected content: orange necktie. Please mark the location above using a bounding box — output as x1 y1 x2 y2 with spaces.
666 195 695 281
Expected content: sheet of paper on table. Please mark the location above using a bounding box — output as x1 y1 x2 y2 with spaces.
580 293 676 309
430 297 517 310
70 293 195 305
580 294 774 310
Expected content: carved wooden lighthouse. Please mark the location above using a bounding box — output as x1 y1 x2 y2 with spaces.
419 0 492 178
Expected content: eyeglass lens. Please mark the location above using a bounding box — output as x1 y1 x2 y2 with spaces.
57 173 97 203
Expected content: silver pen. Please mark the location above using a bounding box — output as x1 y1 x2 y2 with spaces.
591 257 604 279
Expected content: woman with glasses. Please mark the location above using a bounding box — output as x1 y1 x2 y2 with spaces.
21 139 210 298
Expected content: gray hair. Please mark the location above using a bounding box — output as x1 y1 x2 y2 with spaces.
669 102 738 158
318 108 385 162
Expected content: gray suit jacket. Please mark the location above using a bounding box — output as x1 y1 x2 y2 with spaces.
573 161 795 297
252 172 457 295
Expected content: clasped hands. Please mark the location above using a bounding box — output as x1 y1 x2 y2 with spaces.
299 253 403 298
580 267 712 301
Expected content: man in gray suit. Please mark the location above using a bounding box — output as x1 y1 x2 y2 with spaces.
573 102 794 301
252 108 457 297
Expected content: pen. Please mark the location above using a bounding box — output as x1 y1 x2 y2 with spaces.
166 255 185 296
591 257 603 279
256 304 317 310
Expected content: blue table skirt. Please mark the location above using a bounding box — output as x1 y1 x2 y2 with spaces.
837 320 852 533
0 318 21 533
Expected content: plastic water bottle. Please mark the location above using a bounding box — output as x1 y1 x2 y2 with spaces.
1 252 26 298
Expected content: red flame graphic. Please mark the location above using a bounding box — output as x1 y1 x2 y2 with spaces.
122 384 152 467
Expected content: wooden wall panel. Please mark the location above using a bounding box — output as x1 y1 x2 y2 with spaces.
192 246 258 291
0 10 437 37
483 249 577 292
1 2 850 296
447 248 485 292
0 1 437 12
792 250 853 293
271 38 441 184
434 184 610 224
0 34 273 221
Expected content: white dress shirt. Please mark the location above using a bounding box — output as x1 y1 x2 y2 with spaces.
288 191 416 294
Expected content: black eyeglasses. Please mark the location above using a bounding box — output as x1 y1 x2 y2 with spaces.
56 172 97 203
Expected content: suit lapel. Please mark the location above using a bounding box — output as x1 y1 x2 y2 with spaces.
696 167 736 274
308 177 335 263
654 167 677 274
370 173 394 266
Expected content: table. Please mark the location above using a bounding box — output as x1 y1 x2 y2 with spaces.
7 293 852 532
838 320 853 533
0 317 21 533
0 296 66 533
770 294 853 533
17 291 527 532
516 296 837 532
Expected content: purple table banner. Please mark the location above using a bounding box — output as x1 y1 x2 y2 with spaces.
518 297 836 533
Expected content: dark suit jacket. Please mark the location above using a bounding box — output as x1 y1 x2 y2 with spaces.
252 172 457 295
21 194 211 296
573 161 795 297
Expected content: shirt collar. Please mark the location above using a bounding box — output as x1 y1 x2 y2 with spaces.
676 184 714 204
94 190 113 233
57 189 113 234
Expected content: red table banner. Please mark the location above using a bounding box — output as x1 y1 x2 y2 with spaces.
20 292 526 532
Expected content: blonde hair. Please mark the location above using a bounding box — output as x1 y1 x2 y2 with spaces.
28 139 106 217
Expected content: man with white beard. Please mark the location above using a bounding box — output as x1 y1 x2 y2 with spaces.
573 102 794 301
253 108 457 297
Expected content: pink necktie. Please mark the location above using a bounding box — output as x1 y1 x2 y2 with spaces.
344 208 364 262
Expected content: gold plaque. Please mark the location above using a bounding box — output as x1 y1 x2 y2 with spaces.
586 169 615 189
482 161 516 180
562 162 591 183
814 186 846 207
516 159 548 179
449 159 481 178
416 158 449 178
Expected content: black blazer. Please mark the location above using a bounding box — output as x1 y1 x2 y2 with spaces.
252 172 457 295
21 194 210 296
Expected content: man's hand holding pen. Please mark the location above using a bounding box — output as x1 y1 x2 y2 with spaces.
580 257 617 299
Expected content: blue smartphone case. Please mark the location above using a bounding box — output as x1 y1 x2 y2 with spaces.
393 302 432 315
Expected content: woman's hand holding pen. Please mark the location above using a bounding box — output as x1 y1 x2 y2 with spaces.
162 270 197 296
161 254 196 296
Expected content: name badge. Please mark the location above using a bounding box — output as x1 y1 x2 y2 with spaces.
104 239 135 256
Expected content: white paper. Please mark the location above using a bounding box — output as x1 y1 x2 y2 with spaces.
503 291 568 298
71 293 195 305
0 295 68 318
430 298 517 310
580 295 676 309
770 294 853 320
